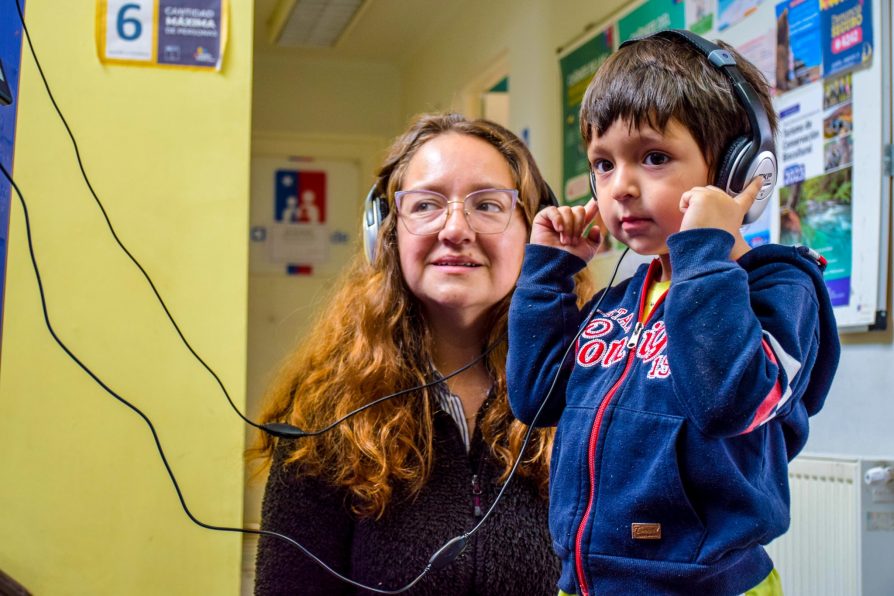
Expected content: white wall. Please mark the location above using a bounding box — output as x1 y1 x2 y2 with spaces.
401 0 630 193
252 52 403 138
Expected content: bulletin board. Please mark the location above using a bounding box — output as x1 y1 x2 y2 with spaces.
559 0 889 331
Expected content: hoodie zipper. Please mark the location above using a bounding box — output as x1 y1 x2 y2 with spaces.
573 261 662 596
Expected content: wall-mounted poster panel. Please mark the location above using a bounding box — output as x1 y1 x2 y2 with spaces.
557 0 888 331
250 156 358 277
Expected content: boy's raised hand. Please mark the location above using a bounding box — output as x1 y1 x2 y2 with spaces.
530 198 603 262
679 176 763 235
679 176 762 260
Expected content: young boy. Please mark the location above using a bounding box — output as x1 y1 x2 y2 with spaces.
507 31 840 595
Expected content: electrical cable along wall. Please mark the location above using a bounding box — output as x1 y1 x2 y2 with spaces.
0 2 253 593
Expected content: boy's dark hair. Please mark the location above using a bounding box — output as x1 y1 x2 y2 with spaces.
580 35 777 175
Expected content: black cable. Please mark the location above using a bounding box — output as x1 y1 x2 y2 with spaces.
443 246 630 559
0 159 431 594
264 337 503 437
10 0 265 431
9 0 499 440
5 143 627 589
7 1 633 587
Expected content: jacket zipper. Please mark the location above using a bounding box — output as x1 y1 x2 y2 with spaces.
573 262 660 596
471 474 483 517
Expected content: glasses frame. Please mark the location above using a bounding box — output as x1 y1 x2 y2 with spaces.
393 188 520 236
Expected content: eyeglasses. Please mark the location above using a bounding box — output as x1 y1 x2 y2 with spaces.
393 188 519 235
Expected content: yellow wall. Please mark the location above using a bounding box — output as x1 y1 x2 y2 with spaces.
0 2 252 594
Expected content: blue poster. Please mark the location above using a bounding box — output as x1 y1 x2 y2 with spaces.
0 1 24 347
820 0 873 77
157 0 225 68
775 0 822 93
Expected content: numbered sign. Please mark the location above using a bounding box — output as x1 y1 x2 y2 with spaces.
96 0 228 71
103 0 155 61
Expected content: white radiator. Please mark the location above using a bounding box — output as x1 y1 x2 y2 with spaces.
764 455 894 596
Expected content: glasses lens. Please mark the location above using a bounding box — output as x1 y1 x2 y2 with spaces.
396 191 447 235
395 189 518 235
465 189 516 233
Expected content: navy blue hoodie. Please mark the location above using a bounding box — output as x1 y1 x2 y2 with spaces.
507 228 840 596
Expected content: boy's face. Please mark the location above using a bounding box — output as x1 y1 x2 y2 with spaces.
587 117 711 257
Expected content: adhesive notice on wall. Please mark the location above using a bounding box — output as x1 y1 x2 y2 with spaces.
96 0 228 71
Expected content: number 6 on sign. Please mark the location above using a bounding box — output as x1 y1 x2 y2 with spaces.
98 0 155 63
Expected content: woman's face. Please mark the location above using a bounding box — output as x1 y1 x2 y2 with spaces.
396 132 528 325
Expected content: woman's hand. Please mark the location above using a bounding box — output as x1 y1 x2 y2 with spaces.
530 198 602 263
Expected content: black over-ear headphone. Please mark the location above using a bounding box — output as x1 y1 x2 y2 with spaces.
363 180 559 263
588 29 777 225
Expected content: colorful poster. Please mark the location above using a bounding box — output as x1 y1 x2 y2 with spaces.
776 78 852 307
821 72 853 177
271 169 328 272
735 29 778 94
778 168 852 306
718 0 765 31
743 200 772 248
775 81 824 185
559 29 613 206
275 170 326 224
775 0 822 93
820 0 873 77
618 0 685 44
96 0 228 71
686 0 715 34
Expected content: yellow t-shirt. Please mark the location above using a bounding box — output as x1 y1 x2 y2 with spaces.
641 279 670 322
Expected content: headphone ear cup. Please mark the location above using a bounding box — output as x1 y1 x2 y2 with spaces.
363 185 388 263
714 136 750 194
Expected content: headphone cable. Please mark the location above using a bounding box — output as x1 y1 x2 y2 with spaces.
9 0 269 433
1 148 629 593
0 158 434 594
445 247 630 562
7 1 632 587
10 0 499 440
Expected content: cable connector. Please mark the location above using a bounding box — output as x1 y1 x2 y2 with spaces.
428 535 468 572
261 423 309 439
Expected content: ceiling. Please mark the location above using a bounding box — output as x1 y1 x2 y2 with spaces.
253 0 472 64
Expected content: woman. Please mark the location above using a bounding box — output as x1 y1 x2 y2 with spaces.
253 113 586 595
